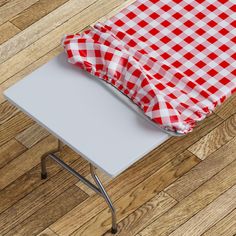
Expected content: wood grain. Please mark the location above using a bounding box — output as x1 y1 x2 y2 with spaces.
0 138 26 169
215 94 236 120
165 137 236 201
188 113 236 160
75 168 111 196
0 111 34 146
103 192 177 236
11 0 69 30
202 208 236 236
169 184 236 236
0 0 11 7
4 185 88 236
0 0 97 64
0 1 236 234
0 0 129 84
15 123 49 148
51 151 200 236
92 0 136 25
0 45 62 105
0 149 88 234
0 101 19 124
37 228 58 236
0 135 57 190
0 21 20 44
0 145 83 214
0 0 38 25
138 155 236 236
49 115 220 236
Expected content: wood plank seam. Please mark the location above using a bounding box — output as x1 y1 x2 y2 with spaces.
0 145 88 217
184 113 224 153
203 206 236 235
36 227 60 236
48 227 60 236
0 1 235 234
48 115 222 235
131 196 178 236
10 0 70 30
60 151 199 235
0 187 89 235
51 229 60 236
0 45 62 106
0 99 227 234
0 21 21 45
214 94 236 120
0 0 39 26
7 21 21 31
0 25 90 87
0 144 84 212
17 133 50 149
164 114 224 155
3 185 89 235
0 112 35 147
1 161 86 214
202 207 236 235
0 101 19 125
0 0 132 85
102 191 178 236
187 141 231 162
0 138 26 169
168 184 236 236
0 159 90 235
135 160 236 236
0 0 100 65
0 45 61 86
0 0 11 8
166 151 236 202
188 113 236 160
162 190 180 203
165 137 236 202
15 123 50 149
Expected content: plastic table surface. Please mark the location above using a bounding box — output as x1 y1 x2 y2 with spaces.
4 53 170 177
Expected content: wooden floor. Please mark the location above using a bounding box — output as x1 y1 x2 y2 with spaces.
0 0 236 235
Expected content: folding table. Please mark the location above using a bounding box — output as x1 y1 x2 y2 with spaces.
4 53 170 233
4 0 235 233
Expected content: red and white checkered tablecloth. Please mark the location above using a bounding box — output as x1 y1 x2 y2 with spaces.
62 0 236 135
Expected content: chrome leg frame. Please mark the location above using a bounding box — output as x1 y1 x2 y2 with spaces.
40 140 117 234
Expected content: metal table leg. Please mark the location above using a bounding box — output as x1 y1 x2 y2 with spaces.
90 164 117 234
40 140 117 234
41 139 63 179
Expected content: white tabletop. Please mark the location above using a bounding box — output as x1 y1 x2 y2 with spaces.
4 53 169 177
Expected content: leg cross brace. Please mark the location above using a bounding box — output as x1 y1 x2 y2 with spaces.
40 140 117 234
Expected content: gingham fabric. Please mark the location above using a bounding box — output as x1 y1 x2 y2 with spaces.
62 0 236 135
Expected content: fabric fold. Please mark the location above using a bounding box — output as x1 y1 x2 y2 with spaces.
62 0 236 134
62 26 195 134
